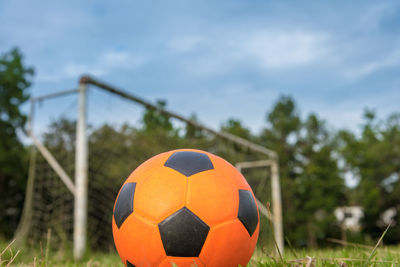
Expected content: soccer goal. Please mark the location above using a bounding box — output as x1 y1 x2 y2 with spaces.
15 76 284 259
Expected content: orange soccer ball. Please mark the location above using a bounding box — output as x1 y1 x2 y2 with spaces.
112 149 259 267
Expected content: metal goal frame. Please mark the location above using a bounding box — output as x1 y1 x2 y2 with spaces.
17 76 284 259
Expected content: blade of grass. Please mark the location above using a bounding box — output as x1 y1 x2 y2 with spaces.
5 249 20 267
285 236 298 259
364 221 392 267
45 228 52 264
326 238 373 249
0 239 16 258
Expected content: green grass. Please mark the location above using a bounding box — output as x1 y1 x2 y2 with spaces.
2 239 400 266
252 246 400 266
0 239 121 267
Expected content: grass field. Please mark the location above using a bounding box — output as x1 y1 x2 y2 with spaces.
2 238 400 267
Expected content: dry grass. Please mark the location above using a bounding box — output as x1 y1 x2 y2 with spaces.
0 239 20 267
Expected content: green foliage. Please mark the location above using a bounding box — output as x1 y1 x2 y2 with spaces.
260 96 344 248
185 114 205 140
142 100 174 133
337 110 400 243
0 48 34 238
221 118 252 140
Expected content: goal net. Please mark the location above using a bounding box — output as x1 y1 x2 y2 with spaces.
16 76 282 255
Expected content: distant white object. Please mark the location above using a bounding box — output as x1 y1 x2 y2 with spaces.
334 206 363 231
379 207 396 227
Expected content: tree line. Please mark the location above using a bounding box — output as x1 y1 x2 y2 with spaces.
1 48 399 248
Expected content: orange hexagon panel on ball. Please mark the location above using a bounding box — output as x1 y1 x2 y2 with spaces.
112 149 260 267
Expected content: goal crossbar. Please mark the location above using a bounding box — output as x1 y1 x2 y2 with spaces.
81 76 278 159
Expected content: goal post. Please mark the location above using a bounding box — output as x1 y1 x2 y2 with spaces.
18 75 284 258
73 80 89 260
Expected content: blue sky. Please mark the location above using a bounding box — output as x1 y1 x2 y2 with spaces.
1 0 400 134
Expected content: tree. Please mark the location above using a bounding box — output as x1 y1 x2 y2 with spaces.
337 110 400 243
142 100 173 133
0 48 34 238
185 114 203 139
259 96 302 245
260 96 344 247
296 114 344 247
221 118 252 140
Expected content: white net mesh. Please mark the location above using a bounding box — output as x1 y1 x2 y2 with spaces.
17 82 276 252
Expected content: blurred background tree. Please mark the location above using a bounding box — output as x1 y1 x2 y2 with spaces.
259 96 345 247
337 109 400 244
142 100 174 133
296 114 345 247
0 48 34 238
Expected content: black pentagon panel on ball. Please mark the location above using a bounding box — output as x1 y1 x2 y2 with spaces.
164 151 214 177
114 183 136 229
238 190 259 236
126 261 136 267
158 207 210 257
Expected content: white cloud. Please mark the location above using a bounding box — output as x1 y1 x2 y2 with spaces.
238 30 330 69
170 29 331 76
343 50 400 79
63 63 105 78
36 50 145 82
170 27 399 83
305 86 400 133
98 50 144 70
